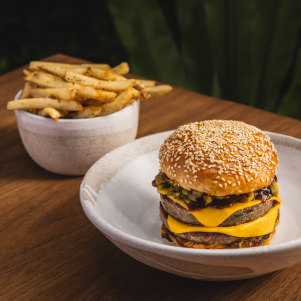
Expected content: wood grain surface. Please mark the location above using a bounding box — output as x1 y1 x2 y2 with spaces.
1 54 301 301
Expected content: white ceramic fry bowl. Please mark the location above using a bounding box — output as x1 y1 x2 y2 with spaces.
80 130 301 281
14 90 139 175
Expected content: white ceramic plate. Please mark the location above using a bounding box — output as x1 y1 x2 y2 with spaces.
80 131 301 280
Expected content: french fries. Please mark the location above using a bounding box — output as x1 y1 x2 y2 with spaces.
146 85 173 97
7 60 173 120
69 106 103 119
133 85 150 100
84 100 103 106
100 88 133 116
7 98 83 111
29 61 110 71
30 87 79 101
87 68 119 81
24 70 73 88
64 71 135 92
29 87 116 103
37 108 62 120
20 82 34 99
112 62 130 75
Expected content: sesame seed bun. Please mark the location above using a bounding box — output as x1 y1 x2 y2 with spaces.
159 120 278 196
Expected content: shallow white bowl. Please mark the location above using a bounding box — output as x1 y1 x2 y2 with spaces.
80 130 301 280
14 90 139 175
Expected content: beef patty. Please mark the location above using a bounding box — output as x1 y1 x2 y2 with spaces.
160 205 276 247
160 194 275 227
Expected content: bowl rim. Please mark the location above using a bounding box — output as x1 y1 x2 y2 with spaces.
14 89 139 124
80 130 301 258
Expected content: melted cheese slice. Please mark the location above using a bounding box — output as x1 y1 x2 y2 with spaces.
158 187 281 227
167 204 280 237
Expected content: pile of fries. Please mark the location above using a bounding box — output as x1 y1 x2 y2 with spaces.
7 61 172 120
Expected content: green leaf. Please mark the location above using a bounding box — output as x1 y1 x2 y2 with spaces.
235 0 275 106
107 0 186 86
108 0 301 119
203 0 228 99
176 0 213 94
255 0 301 111
277 46 301 119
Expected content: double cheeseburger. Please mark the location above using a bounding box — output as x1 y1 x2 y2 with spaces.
153 120 281 249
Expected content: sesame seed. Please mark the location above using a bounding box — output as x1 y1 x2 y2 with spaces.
158 120 278 186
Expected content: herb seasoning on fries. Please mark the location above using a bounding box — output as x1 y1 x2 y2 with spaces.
7 61 172 120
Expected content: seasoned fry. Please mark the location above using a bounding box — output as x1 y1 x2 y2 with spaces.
132 85 150 100
84 100 103 106
8 60 172 120
135 79 156 88
112 62 130 75
74 86 116 102
29 61 110 71
30 87 79 101
146 85 173 97
38 64 87 78
69 106 103 119
111 77 155 87
37 107 62 120
20 82 34 99
30 86 116 103
24 70 73 88
88 68 119 81
38 65 67 78
100 88 133 115
39 64 119 82
64 71 134 92
80 63 111 70
7 98 83 111
28 109 38 114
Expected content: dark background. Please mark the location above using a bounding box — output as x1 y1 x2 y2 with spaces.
1 0 301 119
0 1 127 72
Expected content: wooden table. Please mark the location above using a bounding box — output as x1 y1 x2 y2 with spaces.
1 54 301 300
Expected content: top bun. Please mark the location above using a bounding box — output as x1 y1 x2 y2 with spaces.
159 120 278 196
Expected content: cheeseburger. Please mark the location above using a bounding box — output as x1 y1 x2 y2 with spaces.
153 120 281 249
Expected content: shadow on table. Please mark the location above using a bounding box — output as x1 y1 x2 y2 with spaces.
119 261 294 301
91 252 285 301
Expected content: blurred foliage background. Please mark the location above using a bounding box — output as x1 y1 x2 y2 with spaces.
1 0 301 119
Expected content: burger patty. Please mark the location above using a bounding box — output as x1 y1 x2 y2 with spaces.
160 194 275 227
160 205 276 246
161 224 273 249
